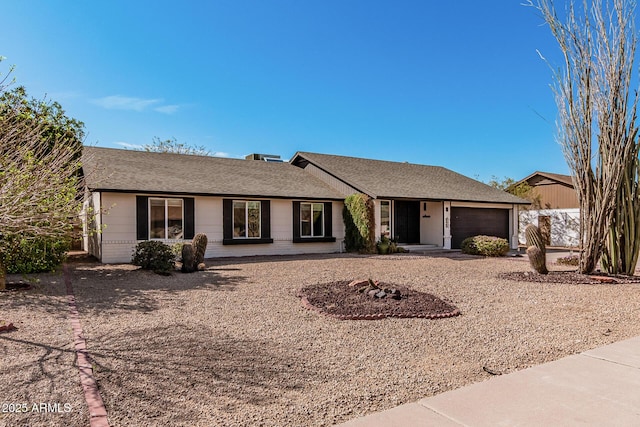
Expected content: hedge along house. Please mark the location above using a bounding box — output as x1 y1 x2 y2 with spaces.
81 147 345 263
291 152 529 249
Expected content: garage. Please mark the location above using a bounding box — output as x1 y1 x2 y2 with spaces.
451 207 509 249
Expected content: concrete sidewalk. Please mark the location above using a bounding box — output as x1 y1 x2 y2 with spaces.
337 336 640 426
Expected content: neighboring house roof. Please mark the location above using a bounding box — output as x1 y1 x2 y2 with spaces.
82 147 345 200
290 151 529 204
518 171 574 188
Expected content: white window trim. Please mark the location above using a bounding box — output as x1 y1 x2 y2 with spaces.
300 202 324 238
233 200 262 239
380 200 392 238
149 197 184 240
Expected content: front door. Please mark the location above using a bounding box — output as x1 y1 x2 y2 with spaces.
394 200 420 243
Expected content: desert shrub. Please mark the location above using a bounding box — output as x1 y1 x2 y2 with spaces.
377 235 391 254
460 235 509 257
556 254 580 266
343 193 376 253
377 235 406 254
2 235 70 274
132 241 175 274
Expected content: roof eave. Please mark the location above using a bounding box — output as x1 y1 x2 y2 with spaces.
86 187 345 201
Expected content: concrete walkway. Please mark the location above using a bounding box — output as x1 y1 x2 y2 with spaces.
337 336 640 426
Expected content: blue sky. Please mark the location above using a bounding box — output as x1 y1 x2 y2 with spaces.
1 1 568 182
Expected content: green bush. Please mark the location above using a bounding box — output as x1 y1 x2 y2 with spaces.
460 235 510 257
1 235 70 274
343 193 376 253
132 241 175 274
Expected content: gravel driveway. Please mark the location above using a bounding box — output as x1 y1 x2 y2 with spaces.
2 252 640 426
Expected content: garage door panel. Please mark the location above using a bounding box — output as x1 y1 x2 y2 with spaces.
451 208 509 249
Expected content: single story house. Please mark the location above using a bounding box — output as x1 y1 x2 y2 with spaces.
516 171 580 248
81 147 528 263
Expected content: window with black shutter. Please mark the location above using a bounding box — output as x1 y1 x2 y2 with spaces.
136 196 194 240
222 199 273 245
293 201 336 243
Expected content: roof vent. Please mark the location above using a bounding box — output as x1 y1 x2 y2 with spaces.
245 153 283 162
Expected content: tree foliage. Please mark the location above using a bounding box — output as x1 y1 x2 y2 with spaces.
142 136 211 156
488 176 541 208
0 86 84 155
529 0 640 274
0 60 85 287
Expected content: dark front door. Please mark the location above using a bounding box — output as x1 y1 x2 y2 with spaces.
394 200 420 244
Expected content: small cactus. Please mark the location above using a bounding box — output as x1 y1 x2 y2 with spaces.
192 233 208 265
526 246 549 274
181 243 195 273
525 224 546 254
181 233 208 273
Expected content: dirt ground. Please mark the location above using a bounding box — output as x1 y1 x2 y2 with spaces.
2 252 640 426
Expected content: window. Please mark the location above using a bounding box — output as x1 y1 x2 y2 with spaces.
136 196 194 240
301 202 324 237
222 199 272 245
380 200 391 237
233 201 261 238
149 198 183 239
293 201 336 243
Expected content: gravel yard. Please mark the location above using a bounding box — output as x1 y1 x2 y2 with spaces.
2 252 640 426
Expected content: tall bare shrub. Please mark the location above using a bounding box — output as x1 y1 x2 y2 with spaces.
529 0 640 273
0 61 85 288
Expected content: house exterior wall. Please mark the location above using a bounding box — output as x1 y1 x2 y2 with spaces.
532 183 578 209
519 208 580 248
302 163 358 197
98 193 137 263
420 201 444 245
84 192 102 260
88 192 345 263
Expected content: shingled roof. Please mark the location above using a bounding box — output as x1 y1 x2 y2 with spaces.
519 171 574 188
291 152 529 204
82 147 345 200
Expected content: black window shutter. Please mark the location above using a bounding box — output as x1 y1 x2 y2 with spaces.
183 197 195 239
136 196 149 240
324 202 332 237
261 200 271 238
292 201 301 240
223 199 233 240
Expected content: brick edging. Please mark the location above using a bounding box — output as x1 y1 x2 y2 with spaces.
298 292 461 321
63 264 110 427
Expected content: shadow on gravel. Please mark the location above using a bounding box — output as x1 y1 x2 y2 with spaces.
1 273 70 316
67 263 248 314
204 251 370 267
88 324 319 422
0 334 75 389
203 251 470 268
410 250 484 261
